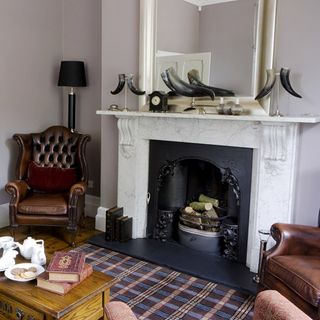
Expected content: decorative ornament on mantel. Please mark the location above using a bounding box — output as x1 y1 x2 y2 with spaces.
110 73 145 112
255 68 302 117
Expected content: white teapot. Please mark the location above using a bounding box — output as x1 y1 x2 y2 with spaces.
15 237 44 260
31 243 46 265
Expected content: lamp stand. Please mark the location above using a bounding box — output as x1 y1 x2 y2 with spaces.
68 87 76 132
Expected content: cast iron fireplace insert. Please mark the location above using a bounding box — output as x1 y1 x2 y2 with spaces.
147 140 253 264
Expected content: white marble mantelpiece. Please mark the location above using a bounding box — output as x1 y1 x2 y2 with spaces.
97 110 320 272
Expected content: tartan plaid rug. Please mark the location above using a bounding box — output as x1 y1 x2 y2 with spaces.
72 243 254 320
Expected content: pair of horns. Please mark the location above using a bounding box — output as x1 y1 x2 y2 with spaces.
111 74 145 96
255 68 302 100
161 68 235 100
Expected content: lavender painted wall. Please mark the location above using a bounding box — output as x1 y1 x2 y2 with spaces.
100 0 140 208
274 0 320 225
199 0 256 95
157 0 199 54
62 0 102 197
156 0 255 96
0 0 63 204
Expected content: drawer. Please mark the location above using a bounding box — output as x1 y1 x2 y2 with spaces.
0 293 44 320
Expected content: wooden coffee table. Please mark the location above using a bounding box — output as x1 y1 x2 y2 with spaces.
0 270 115 320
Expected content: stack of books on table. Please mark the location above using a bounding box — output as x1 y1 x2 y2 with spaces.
36 251 93 295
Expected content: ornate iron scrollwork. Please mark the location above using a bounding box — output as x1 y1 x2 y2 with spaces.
156 160 178 190
222 223 239 261
221 167 241 205
153 209 175 242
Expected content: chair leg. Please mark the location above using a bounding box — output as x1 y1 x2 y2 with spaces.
10 227 15 240
79 211 86 229
70 230 77 248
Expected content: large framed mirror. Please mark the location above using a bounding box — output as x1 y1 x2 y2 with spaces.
139 0 277 115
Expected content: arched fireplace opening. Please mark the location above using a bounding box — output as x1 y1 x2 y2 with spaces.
147 140 253 264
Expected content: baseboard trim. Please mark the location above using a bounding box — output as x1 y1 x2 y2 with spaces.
85 195 100 218
95 206 108 232
0 203 10 228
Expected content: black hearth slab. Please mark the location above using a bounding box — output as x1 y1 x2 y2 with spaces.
88 234 258 294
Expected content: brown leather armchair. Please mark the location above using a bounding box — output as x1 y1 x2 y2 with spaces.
260 223 320 319
5 126 90 246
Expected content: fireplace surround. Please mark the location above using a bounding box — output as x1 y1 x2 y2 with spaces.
96 110 319 272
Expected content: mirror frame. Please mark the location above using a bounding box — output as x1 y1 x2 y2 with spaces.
139 0 277 115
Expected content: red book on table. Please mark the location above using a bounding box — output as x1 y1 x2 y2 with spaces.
46 251 86 283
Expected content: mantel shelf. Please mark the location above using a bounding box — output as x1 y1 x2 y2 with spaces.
97 109 320 124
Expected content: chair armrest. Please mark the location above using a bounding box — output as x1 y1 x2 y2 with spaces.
266 223 320 259
5 180 29 204
253 290 312 320
68 182 87 205
104 301 137 320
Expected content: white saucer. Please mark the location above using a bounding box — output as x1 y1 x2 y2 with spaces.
5 263 45 282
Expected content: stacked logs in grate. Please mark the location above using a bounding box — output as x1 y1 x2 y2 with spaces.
180 194 227 232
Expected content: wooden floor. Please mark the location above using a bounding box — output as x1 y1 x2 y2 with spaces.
0 217 102 261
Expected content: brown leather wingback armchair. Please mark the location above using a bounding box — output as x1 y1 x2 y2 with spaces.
260 223 320 319
5 126 90 246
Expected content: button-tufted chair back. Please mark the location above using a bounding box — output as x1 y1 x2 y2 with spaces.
14 126 89 182
32 129 78 168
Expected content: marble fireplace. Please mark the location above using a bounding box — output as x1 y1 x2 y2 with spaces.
96 110 319 272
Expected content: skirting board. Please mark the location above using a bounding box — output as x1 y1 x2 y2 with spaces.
0 203 9 228
95 206 108 232
85 195 100 218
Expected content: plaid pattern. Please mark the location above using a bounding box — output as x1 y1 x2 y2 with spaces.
72 244 254 320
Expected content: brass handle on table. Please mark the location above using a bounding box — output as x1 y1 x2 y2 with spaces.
15 308 24 320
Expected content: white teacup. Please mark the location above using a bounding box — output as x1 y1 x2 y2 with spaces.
0 236 15 256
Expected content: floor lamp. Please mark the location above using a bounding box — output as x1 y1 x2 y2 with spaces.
58 61 87 131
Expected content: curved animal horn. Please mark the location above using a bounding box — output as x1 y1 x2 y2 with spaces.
165 67 215 100
187 69 235 97
280 68 302 98
255 69 276 100
110 74 125 95
160 71 176 92
126 74 145 95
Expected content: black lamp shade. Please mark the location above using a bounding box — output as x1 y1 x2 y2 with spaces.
58 61 87 87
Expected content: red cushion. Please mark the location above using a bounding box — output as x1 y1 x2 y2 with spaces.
26 161 78 193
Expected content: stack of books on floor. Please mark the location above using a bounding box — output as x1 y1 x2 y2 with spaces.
36 251 93 295
105 206 133 242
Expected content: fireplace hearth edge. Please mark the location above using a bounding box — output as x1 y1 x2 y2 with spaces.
88 233 258 294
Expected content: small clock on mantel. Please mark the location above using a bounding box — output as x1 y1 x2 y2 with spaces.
149 91 168 112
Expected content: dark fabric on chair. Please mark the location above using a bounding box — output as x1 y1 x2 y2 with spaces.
26 161 78 193
6 126 90 246
260 223 320 319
